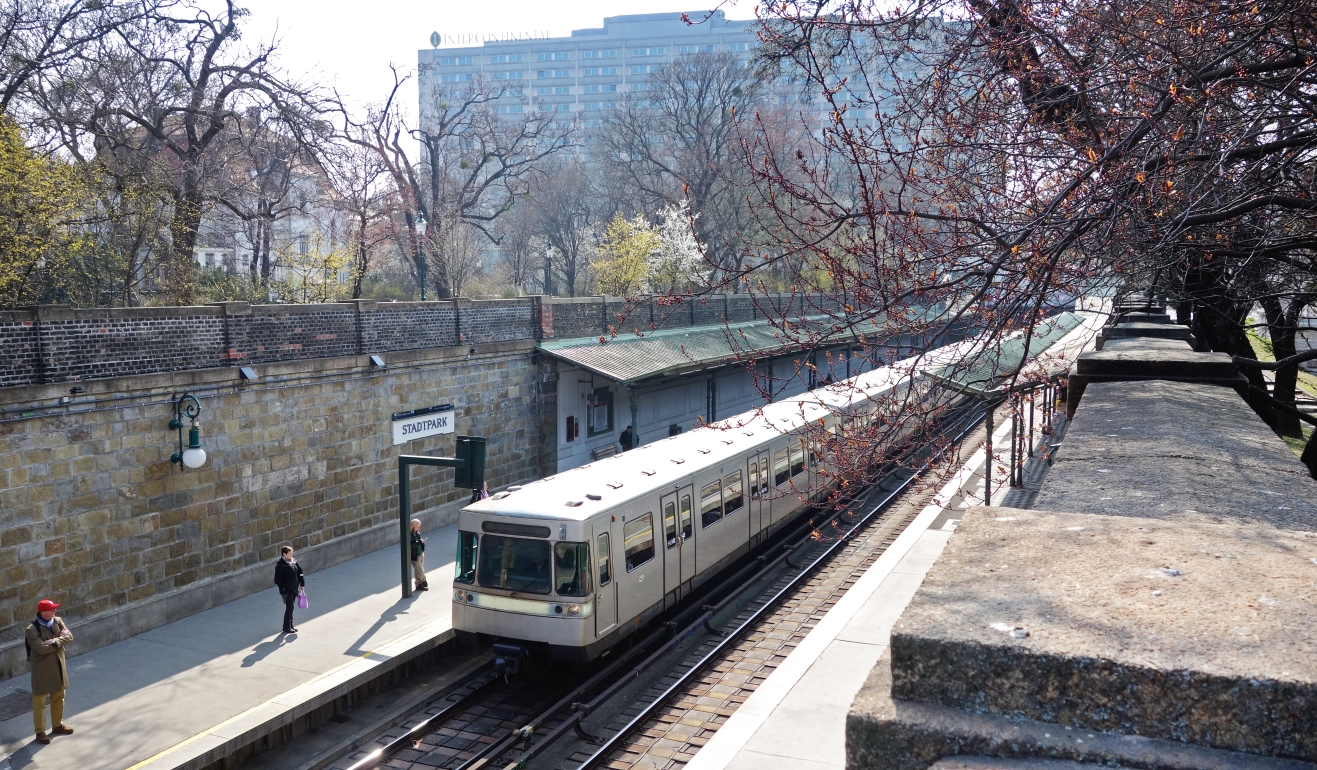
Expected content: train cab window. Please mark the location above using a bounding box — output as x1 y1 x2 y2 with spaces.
455 531 478 584
624 514 655 571
597 533 612 586
748 459 759 500
790 445 806 478
774 449 790 486
664 500 678 548
701 480 723 528
554 541 592 596
477 535 552 595
679 493 693 539
723 471 744 514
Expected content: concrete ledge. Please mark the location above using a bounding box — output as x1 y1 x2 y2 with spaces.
1066 341 1242 416
930 759 1115 769
0 497 466 681
1039 381 1316 528
1106 322 1190 340
886 507 1317 761
847 651 1317 770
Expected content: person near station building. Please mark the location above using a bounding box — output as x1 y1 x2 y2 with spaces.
274 546 305 634
619 425 634 451
468 482 489 504
26 598 74 744
410 518 429 592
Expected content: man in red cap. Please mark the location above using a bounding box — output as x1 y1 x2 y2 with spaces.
26 599 74 744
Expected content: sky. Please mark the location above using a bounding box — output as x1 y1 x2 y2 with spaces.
238 0 756 115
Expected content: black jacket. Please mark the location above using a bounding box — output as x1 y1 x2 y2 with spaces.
274 558 305 595
411 531 426 561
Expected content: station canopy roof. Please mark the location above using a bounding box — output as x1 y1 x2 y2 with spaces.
537 314 894 386
925 311 1090 395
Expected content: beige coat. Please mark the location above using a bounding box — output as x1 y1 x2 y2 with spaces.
26 617 73 696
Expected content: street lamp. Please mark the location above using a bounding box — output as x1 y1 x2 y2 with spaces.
169 392 207 470
415 212 428 301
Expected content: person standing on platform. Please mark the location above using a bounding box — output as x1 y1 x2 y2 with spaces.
410 519 428 592
619 425 634 451
468 482 489 504
274 546 305 634
26 599 74 744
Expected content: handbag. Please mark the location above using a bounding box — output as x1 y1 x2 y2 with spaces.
297 589 309 610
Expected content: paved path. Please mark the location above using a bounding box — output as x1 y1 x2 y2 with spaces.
0 525 458 770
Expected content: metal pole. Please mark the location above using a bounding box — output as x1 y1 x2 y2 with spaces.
399 460 413 599
984 405 994 505
1028 388 1035 457
1010 397 1019 487
418 244 427 301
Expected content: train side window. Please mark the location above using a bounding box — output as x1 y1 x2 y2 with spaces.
597 533 612 586
723 471 744 514
624 514 655 571
774 449 790 486
791 444 806 478
701 480 723 528
455 531 478 584
808 440 821 468
663 500 678 548
679 493 693 539
748 459 759 499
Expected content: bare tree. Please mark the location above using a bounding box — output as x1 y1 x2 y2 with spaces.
530 157 597 296
344 67 571 299
597 51 767 284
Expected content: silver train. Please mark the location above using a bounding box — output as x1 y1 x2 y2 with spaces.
452 317 1092 660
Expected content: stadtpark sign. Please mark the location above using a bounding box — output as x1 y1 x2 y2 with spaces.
391 404 456 446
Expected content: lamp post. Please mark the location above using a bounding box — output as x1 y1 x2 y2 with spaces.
169 392 207 470
415 211 428 301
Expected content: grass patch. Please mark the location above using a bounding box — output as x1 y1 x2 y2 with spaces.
1246 331 1317 398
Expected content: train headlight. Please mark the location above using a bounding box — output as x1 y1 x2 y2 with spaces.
566 604 581 617
453 588 465 603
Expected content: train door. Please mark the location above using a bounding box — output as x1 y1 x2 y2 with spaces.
677 486 695 590
616 508 663 624
748 451 769 539
661 491 681 598
594 524 617 637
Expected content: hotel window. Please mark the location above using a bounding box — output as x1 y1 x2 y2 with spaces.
492 71 524 80
583 50 617 59
490 54 523 63
555 103 571 111
729 43 748 52
583 67 617 76
537 69 571 78
631 47 664 56
679 45 713 54
583 84 616 93
441 56 473 65
538 52 571 61
493 105 524 114
442 73 473 83
631 65 663 74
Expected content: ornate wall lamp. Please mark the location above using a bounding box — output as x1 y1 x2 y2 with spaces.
169 393 208 469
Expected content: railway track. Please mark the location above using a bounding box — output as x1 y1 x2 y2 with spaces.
329 404 993 770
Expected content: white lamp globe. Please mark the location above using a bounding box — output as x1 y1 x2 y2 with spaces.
182 446 207 469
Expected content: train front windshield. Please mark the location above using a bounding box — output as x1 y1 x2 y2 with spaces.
477 535 552 595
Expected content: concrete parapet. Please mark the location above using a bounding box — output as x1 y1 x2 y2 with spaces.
1067 338 1245 416
1038 380 1316 528
848 652 1316 770
885 507 1317 760
846 505 1317 769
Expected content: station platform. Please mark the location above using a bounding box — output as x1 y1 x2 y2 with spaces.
0 524 461 770
682 408 1047 770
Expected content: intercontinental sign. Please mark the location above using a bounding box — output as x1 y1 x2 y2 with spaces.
430 31 551 47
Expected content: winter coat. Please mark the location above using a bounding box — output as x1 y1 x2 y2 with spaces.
274 558 305 595
26 617 73 696
411 531 426 561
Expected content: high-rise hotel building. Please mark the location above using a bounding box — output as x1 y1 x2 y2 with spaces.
417 11 798 129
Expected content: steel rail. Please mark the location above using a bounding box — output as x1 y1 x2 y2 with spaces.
342 660 499 770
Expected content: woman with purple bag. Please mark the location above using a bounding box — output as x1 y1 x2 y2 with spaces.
274 546 306 634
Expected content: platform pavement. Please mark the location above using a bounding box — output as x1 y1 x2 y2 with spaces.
681 410 1027 770
0 524 460 770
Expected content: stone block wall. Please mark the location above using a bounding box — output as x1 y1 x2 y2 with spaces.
0 341 555 678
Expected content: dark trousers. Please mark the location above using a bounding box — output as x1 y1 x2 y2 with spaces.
281 591 296 631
